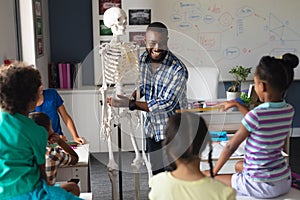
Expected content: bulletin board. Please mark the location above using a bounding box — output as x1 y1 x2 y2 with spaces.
121 0 300 81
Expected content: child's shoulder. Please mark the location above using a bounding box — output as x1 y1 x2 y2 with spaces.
43 89 62 101
28 117 48 134
44 88 59 95
150 171 169 180
149 172 169 185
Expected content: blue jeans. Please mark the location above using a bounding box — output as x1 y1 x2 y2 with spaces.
146 137 169 175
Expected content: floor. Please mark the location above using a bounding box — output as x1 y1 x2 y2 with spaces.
90 152 150 200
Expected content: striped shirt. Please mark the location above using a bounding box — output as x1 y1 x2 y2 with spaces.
241 101 294 182
139 50 188 142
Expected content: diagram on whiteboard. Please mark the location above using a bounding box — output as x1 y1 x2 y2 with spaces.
161 0 300 80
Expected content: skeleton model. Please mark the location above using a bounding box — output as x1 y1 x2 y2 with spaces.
99 7 150 200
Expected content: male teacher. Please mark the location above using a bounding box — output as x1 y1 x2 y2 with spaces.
108 22 188 175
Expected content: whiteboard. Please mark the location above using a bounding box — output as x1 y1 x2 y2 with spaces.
122 0 300 80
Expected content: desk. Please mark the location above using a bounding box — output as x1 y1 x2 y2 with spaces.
198 110 243 133
201 141 244 174
56 144 90 192
195 110 242 173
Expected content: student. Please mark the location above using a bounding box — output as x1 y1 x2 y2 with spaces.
148 112 236 200
212 53 299 198
108 22 188 175
0 62 82 200
29 112 80 196
34 87 86 144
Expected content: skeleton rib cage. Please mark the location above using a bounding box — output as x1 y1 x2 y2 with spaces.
101 42 139 86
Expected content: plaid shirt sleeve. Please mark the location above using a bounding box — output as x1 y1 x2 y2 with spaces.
148 65 187 113
45 147 72 185
146 52 188 114
139 51 188 141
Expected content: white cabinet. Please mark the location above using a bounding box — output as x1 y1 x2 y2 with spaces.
56 144 90 192
58 89 144 153
58 89 101 152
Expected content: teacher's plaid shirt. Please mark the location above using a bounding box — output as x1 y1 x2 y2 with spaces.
139 50 188 142
45 147 72 185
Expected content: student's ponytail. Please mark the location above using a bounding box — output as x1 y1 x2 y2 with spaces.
282 53 299 69
208 139 214 178
282 53 299 90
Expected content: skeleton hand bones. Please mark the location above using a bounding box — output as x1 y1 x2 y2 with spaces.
107 94 130 107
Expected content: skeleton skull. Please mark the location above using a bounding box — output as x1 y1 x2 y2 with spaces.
103 7 127 36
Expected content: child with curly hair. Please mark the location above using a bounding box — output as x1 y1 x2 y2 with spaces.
0 62 82 199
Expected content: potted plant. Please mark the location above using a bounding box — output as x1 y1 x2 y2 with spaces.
226 65 252 100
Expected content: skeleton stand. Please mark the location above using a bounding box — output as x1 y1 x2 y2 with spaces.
116 121 123 200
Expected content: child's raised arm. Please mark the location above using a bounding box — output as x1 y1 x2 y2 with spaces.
57 104 86 144
218 101 249 116
48 133 79 165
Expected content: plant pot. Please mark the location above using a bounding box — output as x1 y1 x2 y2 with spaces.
226 91 240 101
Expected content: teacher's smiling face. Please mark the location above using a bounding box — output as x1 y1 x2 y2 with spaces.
145 30 169 63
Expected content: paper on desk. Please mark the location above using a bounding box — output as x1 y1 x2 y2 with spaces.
201 140 246 160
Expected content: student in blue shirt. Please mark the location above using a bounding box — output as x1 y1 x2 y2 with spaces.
108 22 188 175
34 87 86 144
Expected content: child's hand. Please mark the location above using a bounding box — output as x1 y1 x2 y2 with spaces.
218 101 238 111
48 133 61 144
59 135 67 142
74 136 86 144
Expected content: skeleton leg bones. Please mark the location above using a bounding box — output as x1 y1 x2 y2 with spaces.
99 84 118 200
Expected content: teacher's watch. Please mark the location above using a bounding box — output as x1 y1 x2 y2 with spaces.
129 99 137 111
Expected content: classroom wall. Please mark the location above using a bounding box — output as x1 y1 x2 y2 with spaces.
0 0 50 88
36 0 51 88
48 0 300 127
0 0 18 64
